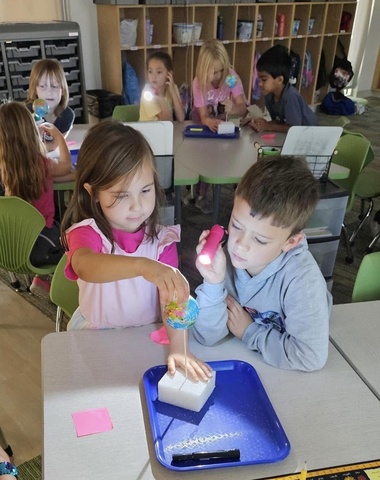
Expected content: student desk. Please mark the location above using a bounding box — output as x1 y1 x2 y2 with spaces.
61 124 348 224
329 300 380 400
42 318 380 479
173 123 349 223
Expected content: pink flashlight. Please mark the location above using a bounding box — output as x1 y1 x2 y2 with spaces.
198 225 225 265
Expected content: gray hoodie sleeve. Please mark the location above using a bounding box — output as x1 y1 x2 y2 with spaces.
193 281 229 346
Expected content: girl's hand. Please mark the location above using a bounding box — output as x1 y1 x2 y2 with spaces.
226 294 253 339
206 117 222 132
142 260 190 306
165 71 175 92
167 350 213 382
39 122 65 151
222 95 234 115
195 229 226 284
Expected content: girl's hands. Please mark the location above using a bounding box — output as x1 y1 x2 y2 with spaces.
222 94 234 115
195 229 226 284
167 349 213 382
142 259 190 306
39 122 65 151
206 117 222 132
165 71 175 93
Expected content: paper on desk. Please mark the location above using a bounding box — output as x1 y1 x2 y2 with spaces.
281 126 343 178
247 105 264 119
150 326 170 345
72 407 113 437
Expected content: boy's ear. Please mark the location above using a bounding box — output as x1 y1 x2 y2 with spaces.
282 232 304 253
276 75 285 86
83 182 93 197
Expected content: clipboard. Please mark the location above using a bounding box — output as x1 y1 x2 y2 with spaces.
184 124 240 139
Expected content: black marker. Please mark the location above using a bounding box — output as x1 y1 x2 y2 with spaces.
172 449 240 464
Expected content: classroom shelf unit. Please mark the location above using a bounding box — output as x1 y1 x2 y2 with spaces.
95 1 356 107
0 21 88 123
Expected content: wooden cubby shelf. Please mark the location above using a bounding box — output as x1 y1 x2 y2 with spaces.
96 1 357 107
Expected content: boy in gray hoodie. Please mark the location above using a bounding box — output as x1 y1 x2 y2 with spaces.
193 155 332 371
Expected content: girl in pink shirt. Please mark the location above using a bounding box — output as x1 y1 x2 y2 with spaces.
60 121 212 382
0 101 72 295
188 39 247 213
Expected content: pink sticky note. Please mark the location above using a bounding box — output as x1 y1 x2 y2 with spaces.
150 326 170 345
66 140 77 146
261 133 276 140
72 407 113 437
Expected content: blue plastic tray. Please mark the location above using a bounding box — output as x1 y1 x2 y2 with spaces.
184 124 240 139
143 360 290 471
70 148 79 168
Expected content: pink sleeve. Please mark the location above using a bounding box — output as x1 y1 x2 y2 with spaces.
192 77 207 108
65 226 103 280
158 242 179 268
230 69 245 99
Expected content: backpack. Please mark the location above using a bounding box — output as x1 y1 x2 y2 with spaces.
329 39 354 91
289 50 301 86
122 60 140 105
302 51 314 88
321 91 355 116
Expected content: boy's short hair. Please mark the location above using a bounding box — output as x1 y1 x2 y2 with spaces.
257 44 291 85
235 155 319 234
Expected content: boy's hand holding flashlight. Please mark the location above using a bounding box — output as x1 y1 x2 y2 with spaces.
195 225 227 284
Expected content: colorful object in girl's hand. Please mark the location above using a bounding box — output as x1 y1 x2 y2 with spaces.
33 98 49 122
163 296 199 330
225 74 237 88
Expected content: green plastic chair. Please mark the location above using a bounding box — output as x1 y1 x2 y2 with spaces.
352 252 380 303
331 133 373 263
112 104 140 122
346 168 380 253
0 197 56 289
50 254 79 332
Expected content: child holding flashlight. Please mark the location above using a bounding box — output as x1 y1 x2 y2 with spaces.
139 51 185 122
184 39 247 214
193 155 331 372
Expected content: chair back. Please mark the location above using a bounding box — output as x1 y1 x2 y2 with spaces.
112 104 140 122
332 133 372 212
0 196 56 275
352 252 380 302
50 254 79 318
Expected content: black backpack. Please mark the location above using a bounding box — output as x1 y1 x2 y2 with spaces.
289 50 301 86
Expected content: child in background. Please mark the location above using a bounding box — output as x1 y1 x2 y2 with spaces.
60 121 212 382
187 39 247 214
193 155 331 371
26 59 75 137
139 51 185 122
0 101 72 298
250 45 318 133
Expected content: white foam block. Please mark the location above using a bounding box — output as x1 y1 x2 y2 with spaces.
217 121 235 135
158 369 216 412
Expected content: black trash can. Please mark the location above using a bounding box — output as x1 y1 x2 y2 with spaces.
86 89 123 119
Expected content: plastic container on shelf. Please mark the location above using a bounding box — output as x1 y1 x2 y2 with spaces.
237 20 254 40
192 23 202 42
173 24 194 44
